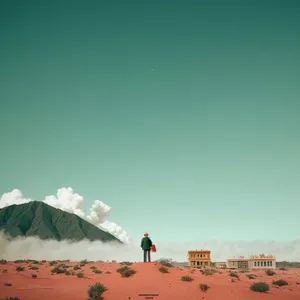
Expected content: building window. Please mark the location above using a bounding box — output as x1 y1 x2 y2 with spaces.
270 261 272 266
254 262 256 267
264 261 266 267
267 261 269 266
200 254 202 257
261 262 263 267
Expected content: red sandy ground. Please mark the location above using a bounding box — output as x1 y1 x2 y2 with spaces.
1 261 300 300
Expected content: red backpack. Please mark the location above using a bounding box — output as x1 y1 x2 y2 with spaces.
150 245 157 252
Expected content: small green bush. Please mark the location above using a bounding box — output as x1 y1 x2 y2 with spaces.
0 259 7 264
87 282 107 300
273 279 288 286
16 266 25 272
76 272 84 278
2 269 8 273
5 297 20 300
29 266 39 270
93 269 102 274
246 274 255 279
90 266 97 270
265 269 276 276
229 272 239 278
199 283 209 292
250 282 270 293
49 261 57 266
4 282 12 286
120 261 133 266
200 269 215 276
181 276 193 282
73 265 81 270
159 266 169 273
279 267 287 270
121 269 136 278
156 258 174 268
66 271 71 275
51 266 66 274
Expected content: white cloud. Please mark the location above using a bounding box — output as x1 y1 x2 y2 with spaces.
0 232 299 262
0 187 130 243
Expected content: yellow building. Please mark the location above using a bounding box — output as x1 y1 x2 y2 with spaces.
188 250 211 267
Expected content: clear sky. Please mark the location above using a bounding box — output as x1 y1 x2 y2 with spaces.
0 0 299 243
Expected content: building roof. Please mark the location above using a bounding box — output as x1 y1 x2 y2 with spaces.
188 249 210 253
227 256 248 261
249 254 275 259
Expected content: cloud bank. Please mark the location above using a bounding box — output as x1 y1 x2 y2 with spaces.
0 232 300 262
1 188 300 262
0 187 130 243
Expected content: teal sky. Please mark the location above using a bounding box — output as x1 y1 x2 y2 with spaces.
1 1 299 243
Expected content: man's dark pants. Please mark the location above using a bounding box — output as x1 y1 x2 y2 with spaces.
143 249 151 262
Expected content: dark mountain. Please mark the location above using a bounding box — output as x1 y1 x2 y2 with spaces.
0 201 122 243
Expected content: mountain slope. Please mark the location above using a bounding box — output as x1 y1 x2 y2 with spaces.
0 201 122 243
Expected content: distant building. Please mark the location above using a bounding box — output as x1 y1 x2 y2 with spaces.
187 250 211 268
248 254 276 270
227 256 249 270
226 254 276 270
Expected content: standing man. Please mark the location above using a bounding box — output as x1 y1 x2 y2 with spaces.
141 232 152 262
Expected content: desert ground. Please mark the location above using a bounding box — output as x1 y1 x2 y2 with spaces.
1 260 300 300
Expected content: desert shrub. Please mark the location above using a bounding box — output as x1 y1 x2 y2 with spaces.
2 269 8 273
32 274 37 278
229 272 239 278
181 276 193 282
29 266 39 270
200 269 215 276
250 282 270 293
14 260 25 263
32 260 40 264
49 261 57 266
246 274 255 279
159 266 169 273
105 271 111 274
0 259 7 264
80 259 89 264
90 266 97 270
116 266 129 273
5 298 20 300
76 272 84 278
73 265 81 270
273 279 288 286
199 283 209 292
156 258 174 268
93 269 102 274
4 283 12 286
266 270 276 276
51 266 66 274
121 269 136 278
116 266 136 278
16 266 24 272
66 271 71 275
41 260 46 263
120 261 133 266
279 267 287 270
87 282 108 300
